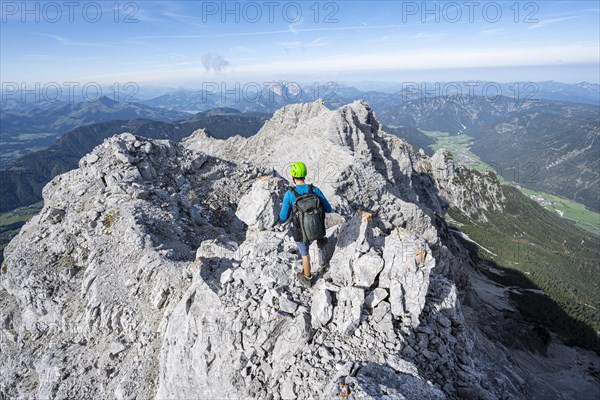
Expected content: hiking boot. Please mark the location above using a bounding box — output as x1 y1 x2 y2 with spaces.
296 272 313 288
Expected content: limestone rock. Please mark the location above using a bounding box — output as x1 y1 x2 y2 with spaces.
331 362 447 399
333 287 365 335
353 248 384 287
381 228 435 327
328 211 374 286
365 288 388 309
235 176 285 230
311 283 333 329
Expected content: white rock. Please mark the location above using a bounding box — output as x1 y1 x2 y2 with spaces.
311 285 333 329
365 288 388 309
328 212 375 286
333 287 364 335
109 341 128 356
236 176 285 230
381 228 435 327
220 269 233 285
278 295 299 315
196 236 239 261
352 248 384 287
87 154 99 164
120 132 136 142
153 288 169 310
280 379 295 399
115 152 132 164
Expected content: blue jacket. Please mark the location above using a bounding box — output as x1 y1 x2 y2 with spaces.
279 184 333 222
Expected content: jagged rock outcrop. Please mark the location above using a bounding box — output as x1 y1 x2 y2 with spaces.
183 100 445 243
154 204 479 399
1 101 599 400
429 148 506 220
0 132 263 399
235 176 286 231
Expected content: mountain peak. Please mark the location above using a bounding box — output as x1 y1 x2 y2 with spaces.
184 101 443 239
97 95 118 107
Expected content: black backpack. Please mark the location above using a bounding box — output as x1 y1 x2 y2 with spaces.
290 185 326 243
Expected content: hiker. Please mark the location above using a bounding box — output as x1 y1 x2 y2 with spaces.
279 161 333 287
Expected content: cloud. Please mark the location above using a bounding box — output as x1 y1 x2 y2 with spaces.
35 33 123 48
278 37 329 51
200 52 231 73
233 45 599 75
527 16 579 30
288 18 303 34
128 24 423 41
412 32 446 39
230 46 254 54
50 45 598 85
479 28 504 36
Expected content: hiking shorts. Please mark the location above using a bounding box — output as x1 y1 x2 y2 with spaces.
295 237 328 257
295 241 310 257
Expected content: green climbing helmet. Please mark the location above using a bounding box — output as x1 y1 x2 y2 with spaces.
290 161 307 179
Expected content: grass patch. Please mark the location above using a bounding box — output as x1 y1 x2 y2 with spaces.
422 130 492 172
0 202 43 226
518 187 600 236
0 202 43 264
102 210 120 235
14 133 56 141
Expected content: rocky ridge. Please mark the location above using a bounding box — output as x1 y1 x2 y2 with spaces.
1 100 598 399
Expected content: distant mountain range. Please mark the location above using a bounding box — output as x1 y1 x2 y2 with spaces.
136 81 599 114
3 81 597 115
1 96 190 134
350 80 600 103
1 81 598 213
0 96 191 166
0 109 269 213
374 95 515 134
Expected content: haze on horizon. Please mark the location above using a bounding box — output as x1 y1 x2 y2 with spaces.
1 0 599 90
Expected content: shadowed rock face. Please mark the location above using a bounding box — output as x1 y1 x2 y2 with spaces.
1 101 598 400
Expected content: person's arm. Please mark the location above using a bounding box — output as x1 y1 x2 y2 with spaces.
279 191 292 222
314 187 333 213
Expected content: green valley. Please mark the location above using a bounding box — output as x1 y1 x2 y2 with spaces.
422 130 600 236
0 202 43 262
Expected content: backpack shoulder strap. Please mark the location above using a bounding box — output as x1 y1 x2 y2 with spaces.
290 186 300 198
308 184 314 194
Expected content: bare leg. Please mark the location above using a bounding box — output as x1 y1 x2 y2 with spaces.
301 255 312 278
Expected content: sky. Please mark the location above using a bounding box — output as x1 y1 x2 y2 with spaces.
1 0 599 93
